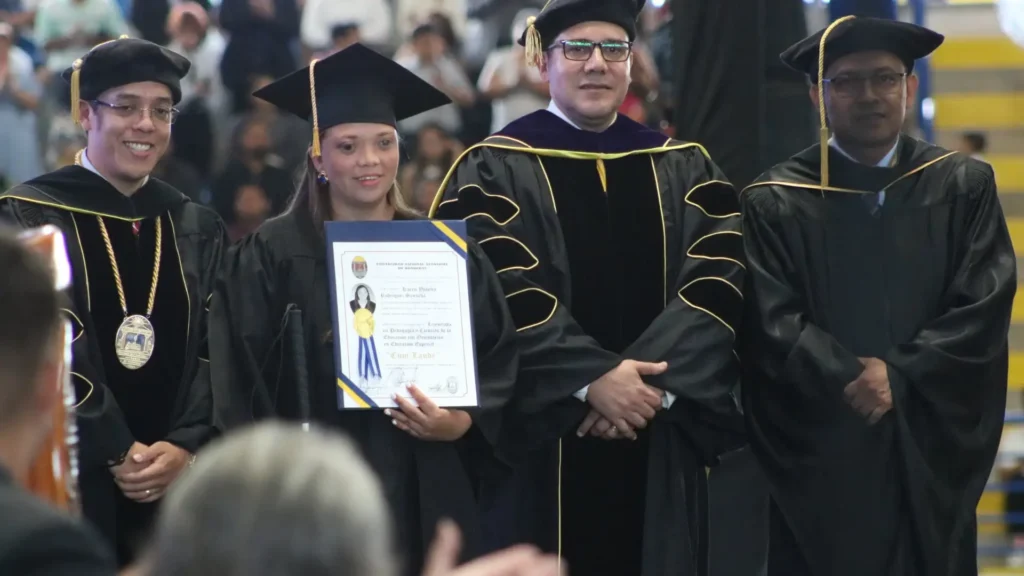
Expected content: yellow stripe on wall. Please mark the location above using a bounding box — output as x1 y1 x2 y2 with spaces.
932 37 1024 70
934 93 1024 130
1007 217 1024 255
990 155 1024 193
979 490 1006 535
1011 353 1024 388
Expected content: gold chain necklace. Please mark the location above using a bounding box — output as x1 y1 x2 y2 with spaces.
75 149 161 370
97 216 161 370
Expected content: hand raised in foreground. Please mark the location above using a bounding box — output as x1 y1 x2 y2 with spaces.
843 357 893 425
423 519 566 576
114 441 192 503
585 360 667 440
387 384 473 442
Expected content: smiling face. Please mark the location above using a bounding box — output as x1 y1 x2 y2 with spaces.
79 81 174 190
540 21 632 130
813 50 917 152
313 123 399 212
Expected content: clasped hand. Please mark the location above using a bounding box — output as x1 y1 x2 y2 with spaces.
576 360 668 440
110 441 191 503
843 357 892 425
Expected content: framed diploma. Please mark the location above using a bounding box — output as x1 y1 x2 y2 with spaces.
324 220 480 410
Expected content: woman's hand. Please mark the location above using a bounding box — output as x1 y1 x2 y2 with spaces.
386 385 472 442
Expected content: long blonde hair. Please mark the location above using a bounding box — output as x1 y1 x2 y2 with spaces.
289 152 420 232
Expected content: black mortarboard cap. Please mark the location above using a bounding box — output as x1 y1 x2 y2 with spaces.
61 36 191 126
780 17 944 83
252 43 451 158
518 0 645 67
780 16 943 190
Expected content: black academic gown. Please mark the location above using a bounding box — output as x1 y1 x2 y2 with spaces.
740 137 1015 576
430 110 746 576
0 167 226 566
208 207 518 576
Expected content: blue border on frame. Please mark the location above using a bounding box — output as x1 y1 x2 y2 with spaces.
323 220 478 410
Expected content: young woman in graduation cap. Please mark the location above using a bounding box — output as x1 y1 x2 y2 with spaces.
207 43 519 576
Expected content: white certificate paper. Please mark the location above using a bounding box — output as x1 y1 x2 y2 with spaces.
324 220 479 410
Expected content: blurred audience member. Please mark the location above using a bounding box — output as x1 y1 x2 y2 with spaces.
410 163 443 212
958 132 987 161
213 118 291 226
141 422 564 576
34 0 129 110
0 227 117 576
0 0 42 70
166 1 227 179
223 74 309 177
619 39 659 126
151 139 205 205
43 114 84 170
397 24 475 140
327 21 364 55
300 0 393 54
399 123 457 195
218 0 299 114
396 0 466 48
131 0 171 46
226 183 272 242
0 22 42 185
477 9 547 134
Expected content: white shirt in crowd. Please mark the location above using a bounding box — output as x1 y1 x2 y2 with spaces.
300 0 393 50
477 46 546 134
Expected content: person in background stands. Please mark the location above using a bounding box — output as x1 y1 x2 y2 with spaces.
431 0 746 573
741 17 1014 576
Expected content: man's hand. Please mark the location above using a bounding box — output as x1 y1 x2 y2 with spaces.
108 441 148 478
578 386 664 439
114 441 191 503
843 357 892 425
387 385 473 442
585 360 667 439
422 519 565 576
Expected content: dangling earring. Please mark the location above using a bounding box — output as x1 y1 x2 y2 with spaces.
316 171 329 186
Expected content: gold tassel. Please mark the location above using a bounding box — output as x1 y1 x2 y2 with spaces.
817 15 855 190
70 59 83 126
523 0 554 68
309 59 321 158
524 16 542 68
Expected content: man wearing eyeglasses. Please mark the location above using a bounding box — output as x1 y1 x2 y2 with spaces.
0 37 226 568
430 0 745 574
741 17 1014 576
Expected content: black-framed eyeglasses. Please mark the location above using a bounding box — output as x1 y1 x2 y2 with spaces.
550 40 633 63
822 72 907 98
90 100 179 125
